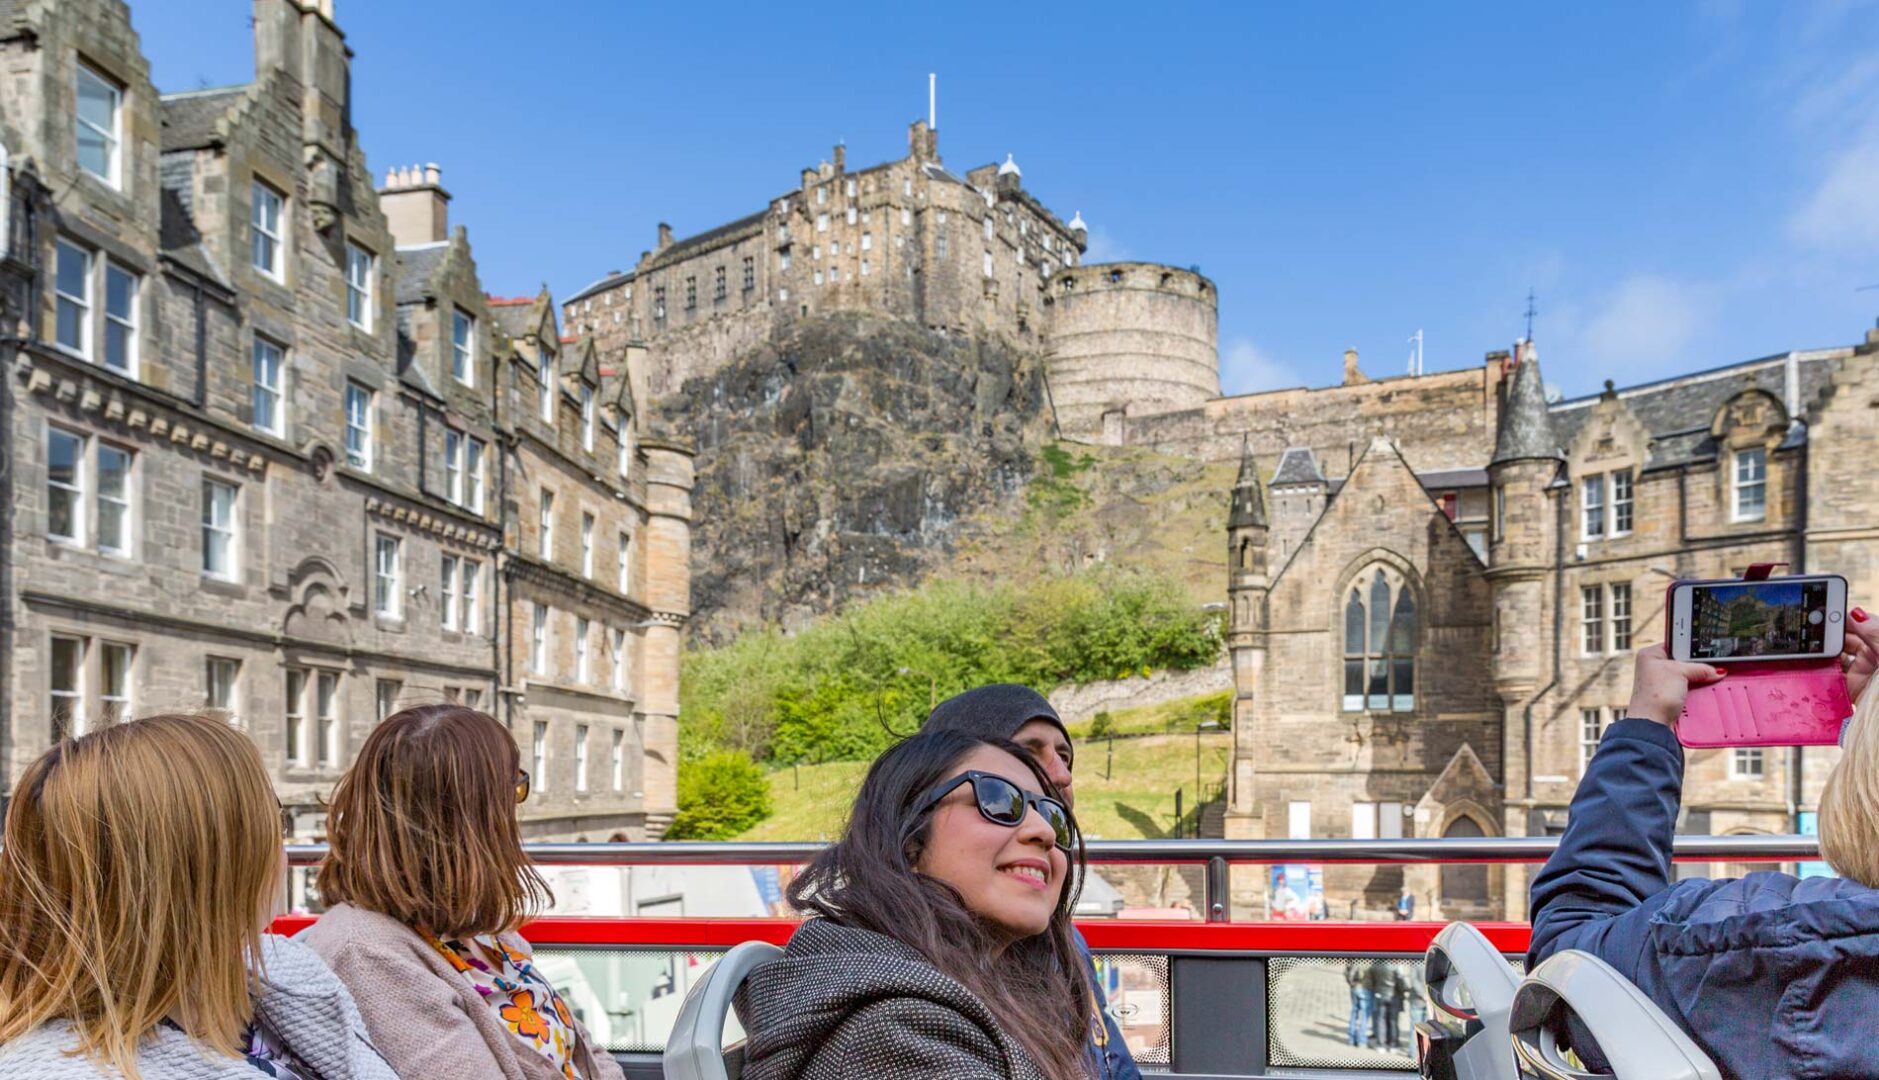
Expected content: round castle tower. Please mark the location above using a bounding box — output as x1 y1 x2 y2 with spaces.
1045 262 1222 442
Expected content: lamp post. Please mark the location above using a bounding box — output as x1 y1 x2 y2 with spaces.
897 667 937 712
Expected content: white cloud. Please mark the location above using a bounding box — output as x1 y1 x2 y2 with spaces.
1220 338 1301 396
1081 225 1131 265
1789 123 1879 252
1578 276 1708 374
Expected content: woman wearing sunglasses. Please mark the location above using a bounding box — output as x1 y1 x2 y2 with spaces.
737 729 1091 1080
304 705 623 1080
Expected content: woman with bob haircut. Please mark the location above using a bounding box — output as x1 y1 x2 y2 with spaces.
0 713 395 1080
1529 610 1879 1079
304 704 623 1080
735 728 1093 1080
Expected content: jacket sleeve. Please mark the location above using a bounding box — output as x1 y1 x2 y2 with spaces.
1527 717 1685 973
320 937 521 1080
812 998 1010 1080
1075 927 1143 1080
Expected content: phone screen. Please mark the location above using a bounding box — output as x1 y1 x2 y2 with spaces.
1686 579 1834 660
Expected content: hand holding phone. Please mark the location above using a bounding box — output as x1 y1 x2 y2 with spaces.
1624 647 1727 728
1665 574 1852 747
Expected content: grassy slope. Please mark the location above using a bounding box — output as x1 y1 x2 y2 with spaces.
740 730 1231 842
945 442 1235 606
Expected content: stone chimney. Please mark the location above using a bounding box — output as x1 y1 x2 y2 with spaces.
656 223 674 252
377 163 450 247
908 120 938 161
833 143 846 172
1342 347 1369 386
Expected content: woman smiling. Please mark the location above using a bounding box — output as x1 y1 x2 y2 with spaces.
735 729 1092 1080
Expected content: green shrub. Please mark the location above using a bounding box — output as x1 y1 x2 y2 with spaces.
679 569 1224 774
1088 711 1114 738
665 751 772 840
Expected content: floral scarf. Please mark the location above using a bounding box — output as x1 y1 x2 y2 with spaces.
422 931 588 1080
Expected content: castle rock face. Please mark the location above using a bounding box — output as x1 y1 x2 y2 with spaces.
659 313 1052 641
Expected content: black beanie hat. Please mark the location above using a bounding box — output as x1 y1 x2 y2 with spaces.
921 683 1069 744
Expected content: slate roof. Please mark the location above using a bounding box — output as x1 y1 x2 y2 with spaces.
393 243 450 305
1271 447 1325 487
159 86 249 151
1492 352 1562 465
156 156 230 290
486 297 538 341
1548 351 1840 470
639 211 767 275
1229 438 1267 530
567 269 634 305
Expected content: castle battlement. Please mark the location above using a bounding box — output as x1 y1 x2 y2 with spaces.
563 123 1223 423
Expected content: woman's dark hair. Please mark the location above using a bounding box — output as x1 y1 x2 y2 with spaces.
787 729 1091 1080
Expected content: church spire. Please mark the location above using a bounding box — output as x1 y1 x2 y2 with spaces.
1229 436 1267 528
1491 345 1561 465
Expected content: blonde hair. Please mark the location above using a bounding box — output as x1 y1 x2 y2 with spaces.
1819 687 1879 886
0 714 283 1078
317 705 549 938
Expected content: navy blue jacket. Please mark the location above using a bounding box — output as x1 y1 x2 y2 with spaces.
1529 717 1879 1080
1074 927 1143 1080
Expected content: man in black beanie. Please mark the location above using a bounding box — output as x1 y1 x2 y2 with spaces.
923 684 1142 1080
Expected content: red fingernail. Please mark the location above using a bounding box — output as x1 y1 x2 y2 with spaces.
1854 608 1869 623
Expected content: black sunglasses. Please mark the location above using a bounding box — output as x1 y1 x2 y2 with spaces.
910 770 1075 852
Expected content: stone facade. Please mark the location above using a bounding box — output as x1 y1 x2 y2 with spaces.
561 125 1218 441
0 0 691 873
1225 335 1879 921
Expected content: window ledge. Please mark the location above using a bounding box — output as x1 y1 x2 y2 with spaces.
200 575 244 598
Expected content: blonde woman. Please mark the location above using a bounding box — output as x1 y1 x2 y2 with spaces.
0 714 395 1080
1529 609 1879 1080
304 705 623 1080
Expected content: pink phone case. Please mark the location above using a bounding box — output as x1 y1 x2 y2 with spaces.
1667 573 1852 748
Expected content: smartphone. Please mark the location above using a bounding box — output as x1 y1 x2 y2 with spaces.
1668 574 1846 663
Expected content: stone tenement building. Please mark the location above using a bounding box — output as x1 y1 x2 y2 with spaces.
0 0 693 877
561 124 1222 439
1223 333 1879 920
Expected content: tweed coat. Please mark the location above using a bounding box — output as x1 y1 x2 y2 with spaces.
734 918 1052 1080
302 902 623 1080
0 935 398 1080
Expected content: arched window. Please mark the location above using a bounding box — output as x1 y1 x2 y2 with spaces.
1341 568 1417 712
1440 815 1489 904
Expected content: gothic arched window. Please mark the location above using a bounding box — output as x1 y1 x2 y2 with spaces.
1341 568 1417 712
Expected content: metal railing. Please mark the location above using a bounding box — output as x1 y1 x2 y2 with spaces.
286 835 1818 922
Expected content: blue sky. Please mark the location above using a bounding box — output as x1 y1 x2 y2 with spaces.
131 1 1879 399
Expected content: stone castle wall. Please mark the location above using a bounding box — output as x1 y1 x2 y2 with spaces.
1046 263 1221 441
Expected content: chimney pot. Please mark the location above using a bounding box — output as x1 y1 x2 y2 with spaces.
424 163 441 186
379 160 451 246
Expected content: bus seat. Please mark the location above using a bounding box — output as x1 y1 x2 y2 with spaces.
662 940 783 1080
1420 921 1521 1080
1508 950 1720 1080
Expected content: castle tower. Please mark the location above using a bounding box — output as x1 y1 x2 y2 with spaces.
1225 437 1270 830
1484 341 1562 915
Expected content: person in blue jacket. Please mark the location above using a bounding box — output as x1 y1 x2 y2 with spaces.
1528 608 1879 1080
925 684 1145 1080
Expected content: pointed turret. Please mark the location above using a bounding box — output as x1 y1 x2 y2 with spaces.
1229 436 1268 529
1491 344 1561 465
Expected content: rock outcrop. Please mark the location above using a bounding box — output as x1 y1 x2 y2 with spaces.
659 313 1053 642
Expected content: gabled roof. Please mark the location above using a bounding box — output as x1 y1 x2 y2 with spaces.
1548 351 1840 469
159 85 250 151
1271 447 1325 487
393 242 451 305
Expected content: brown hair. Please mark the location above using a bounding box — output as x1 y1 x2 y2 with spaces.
318 705 550 937
0 714 283 1080
1819 687 1879 886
